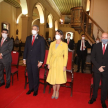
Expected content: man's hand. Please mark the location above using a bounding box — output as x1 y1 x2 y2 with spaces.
98 66 105 72
84 46 86 48
75 54 77 57
37 62 42 68
0 53 3 59
23 59 26 64
48 64 50 69
63 66 66 72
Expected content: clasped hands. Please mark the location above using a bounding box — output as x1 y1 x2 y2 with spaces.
48 64 66 72
23 60 42 68
98 66 105 72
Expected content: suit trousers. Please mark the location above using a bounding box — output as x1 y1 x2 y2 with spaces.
77 51 86 72
92 72 108 102
0 61 11 84
27 63 39 91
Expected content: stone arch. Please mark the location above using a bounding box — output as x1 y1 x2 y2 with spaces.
35 3 44 24
32 18 40 26
16 13 22 24
48 14 53 28
20 0 28 15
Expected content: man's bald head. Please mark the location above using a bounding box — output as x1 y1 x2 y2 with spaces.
101 33 108 39
101 32 108 44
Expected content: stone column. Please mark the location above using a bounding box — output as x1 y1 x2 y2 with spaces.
39 23 45 37
21 15 29 42
49 27 55 40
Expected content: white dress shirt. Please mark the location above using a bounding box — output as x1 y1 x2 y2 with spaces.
32 34 38 41
1 37 7 43
80 40 85 51
102 43 107 50
67 38 70 43
67 39 71 51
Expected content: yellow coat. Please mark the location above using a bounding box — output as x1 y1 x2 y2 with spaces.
46 41 68 85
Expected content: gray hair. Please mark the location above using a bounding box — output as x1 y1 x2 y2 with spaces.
33 25 39 30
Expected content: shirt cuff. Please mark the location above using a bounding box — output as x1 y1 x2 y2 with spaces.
1 53 3 56
40 61 43 63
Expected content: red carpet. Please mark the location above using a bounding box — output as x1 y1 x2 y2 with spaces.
0 66 108 108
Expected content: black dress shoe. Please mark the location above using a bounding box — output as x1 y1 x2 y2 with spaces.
0 82 5 87
88 98 96 104
33 90 38 96
5 83 10 88
101 102 107 108
26 89 34 95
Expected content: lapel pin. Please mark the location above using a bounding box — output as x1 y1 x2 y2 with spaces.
36 37 38 39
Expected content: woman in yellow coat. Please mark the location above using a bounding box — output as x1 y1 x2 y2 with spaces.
46 30 68 99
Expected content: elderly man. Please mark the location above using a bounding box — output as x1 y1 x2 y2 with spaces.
89 33 108 108
23 25 45 96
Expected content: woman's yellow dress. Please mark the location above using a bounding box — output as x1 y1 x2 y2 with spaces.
46 41 68 85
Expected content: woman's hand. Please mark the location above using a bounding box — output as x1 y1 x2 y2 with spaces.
48 64 50 69
63 66 66 72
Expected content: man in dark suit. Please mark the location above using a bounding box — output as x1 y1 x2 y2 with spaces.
23 25 45 96
88 33 108 108
76 34 91 73
0 29 13 88
64 33 74 50
91 37 100 73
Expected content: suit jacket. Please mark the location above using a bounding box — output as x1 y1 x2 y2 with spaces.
91 43 96 52
76 40 91 56
23 35 45 64
64 39 74 50
0 37 13 63
91 42 108 73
